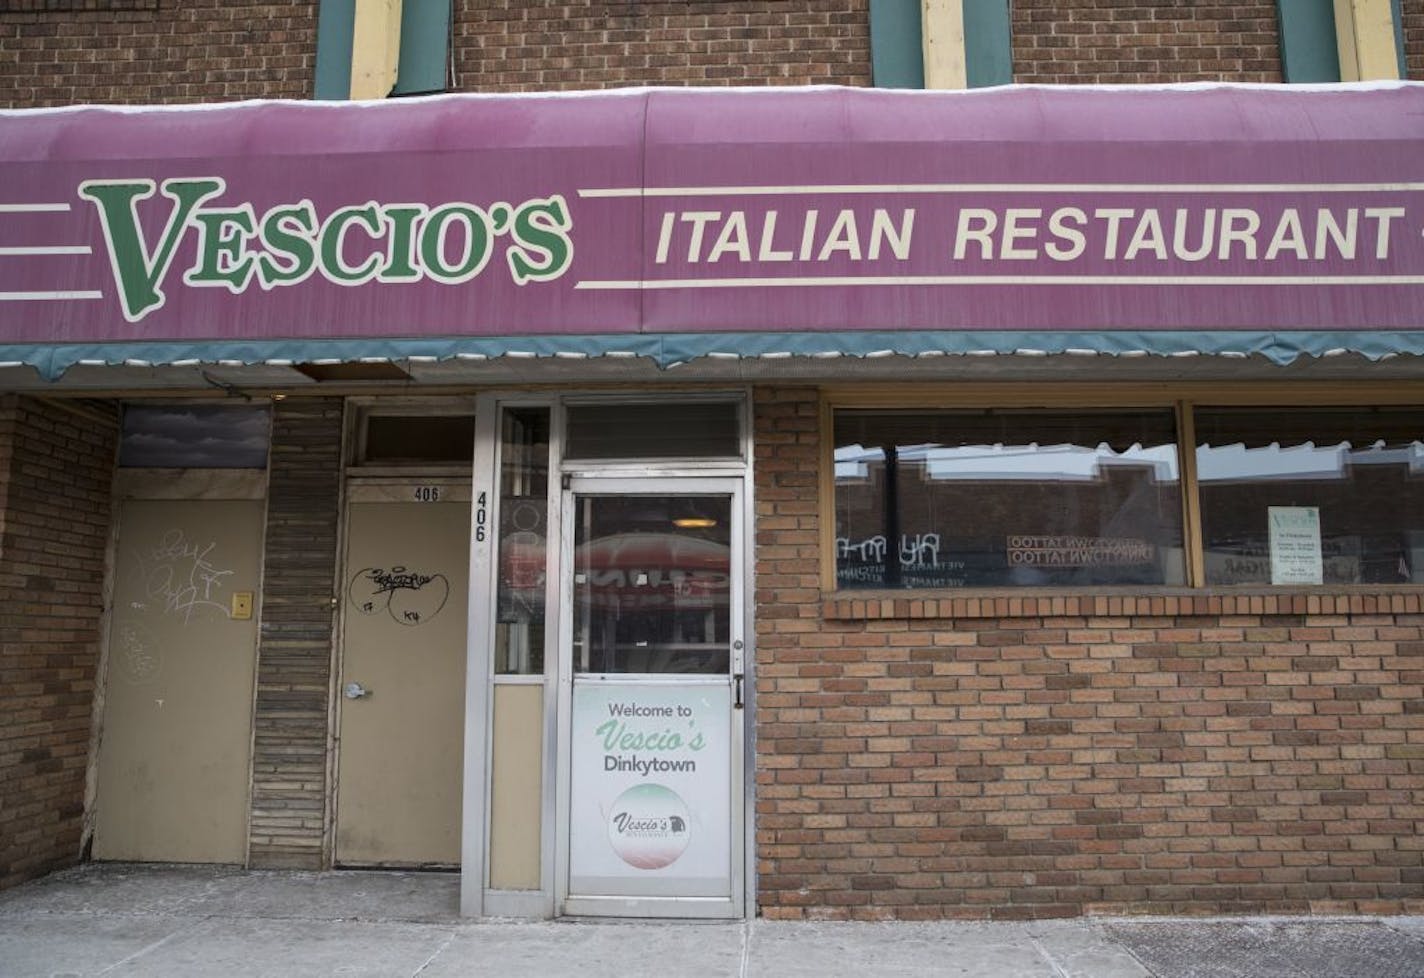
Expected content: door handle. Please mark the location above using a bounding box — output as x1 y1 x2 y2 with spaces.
732 638 745 710
343 681 372 700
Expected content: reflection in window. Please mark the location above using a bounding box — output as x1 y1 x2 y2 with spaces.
1197 408 1424 585
573 495 731 675
834 409 1185 589
495 408 550 675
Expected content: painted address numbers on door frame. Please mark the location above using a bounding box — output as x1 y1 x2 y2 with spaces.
409 487 487 542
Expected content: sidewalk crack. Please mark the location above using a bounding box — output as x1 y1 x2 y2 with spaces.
410 927 459 977
94 915 197 976
1030 934 1072 978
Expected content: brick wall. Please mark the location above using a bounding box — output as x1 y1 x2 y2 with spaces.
452 0 871 91
0 0 318 108
0 396 116 890
247 398 343 869
5 0 1418 110
753 386 1424 920
1405 0 1424 80
1011 0 1282 84
0 0 869 107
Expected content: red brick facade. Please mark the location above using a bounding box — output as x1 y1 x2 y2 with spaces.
754 387 1424 920
1012 0 1283 84
0 397 116 890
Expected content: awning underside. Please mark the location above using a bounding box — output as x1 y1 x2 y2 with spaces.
3 330 1423 390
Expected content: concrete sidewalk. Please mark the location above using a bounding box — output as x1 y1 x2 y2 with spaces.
2 865 1423 978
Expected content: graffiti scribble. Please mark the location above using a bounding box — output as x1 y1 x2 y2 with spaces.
367 567 435 594
114 620 160 683
348 565 449 627
137 529 234 624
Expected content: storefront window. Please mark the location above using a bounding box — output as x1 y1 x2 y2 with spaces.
1197 407 1424 586
834 409 1185 589
495 407 551 674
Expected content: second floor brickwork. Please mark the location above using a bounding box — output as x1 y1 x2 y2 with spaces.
0 1 1418 110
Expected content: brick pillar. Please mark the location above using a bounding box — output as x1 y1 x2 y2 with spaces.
247 397 343 869
752 386 827 917
0 395 117 890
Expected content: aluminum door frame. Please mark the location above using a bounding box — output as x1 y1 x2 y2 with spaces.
461 391 756 921
555 474 748 919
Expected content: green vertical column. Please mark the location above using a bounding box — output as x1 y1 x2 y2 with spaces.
1277 0 1342 82
314 0 355 100
964 0 1012 88
1391 0 1407 79
870 0 924 89
393 1 451 96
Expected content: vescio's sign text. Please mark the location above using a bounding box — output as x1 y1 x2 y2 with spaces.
80 178 573 322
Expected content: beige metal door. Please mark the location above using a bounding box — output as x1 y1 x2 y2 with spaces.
93 500 263 863
336 494 469 866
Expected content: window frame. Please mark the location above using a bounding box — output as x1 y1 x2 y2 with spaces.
561 395 746 466
345 395 477 475
821 382 1424 594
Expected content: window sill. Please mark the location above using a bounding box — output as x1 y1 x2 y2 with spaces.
821 586 1424 621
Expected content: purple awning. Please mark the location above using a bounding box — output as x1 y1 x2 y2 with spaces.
0 83 1422 376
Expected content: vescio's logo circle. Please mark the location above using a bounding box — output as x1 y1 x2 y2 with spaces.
607 783 691 869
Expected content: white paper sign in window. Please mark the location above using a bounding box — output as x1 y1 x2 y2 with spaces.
1269 506 1323 585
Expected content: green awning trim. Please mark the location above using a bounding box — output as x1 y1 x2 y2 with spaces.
3 331 1423 382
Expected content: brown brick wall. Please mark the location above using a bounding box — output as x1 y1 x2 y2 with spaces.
246 397 342 869
0 0 869 108
0 0 318 108
1011 0 1282 84
754 386 1424 920
1405 0 1424 80
7 0 1419 110
452 0 871 91
0 396 116 890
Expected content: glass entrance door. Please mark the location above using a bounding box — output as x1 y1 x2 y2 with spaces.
560 478 744 918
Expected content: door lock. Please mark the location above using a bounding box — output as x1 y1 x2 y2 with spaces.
343 682 372 700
